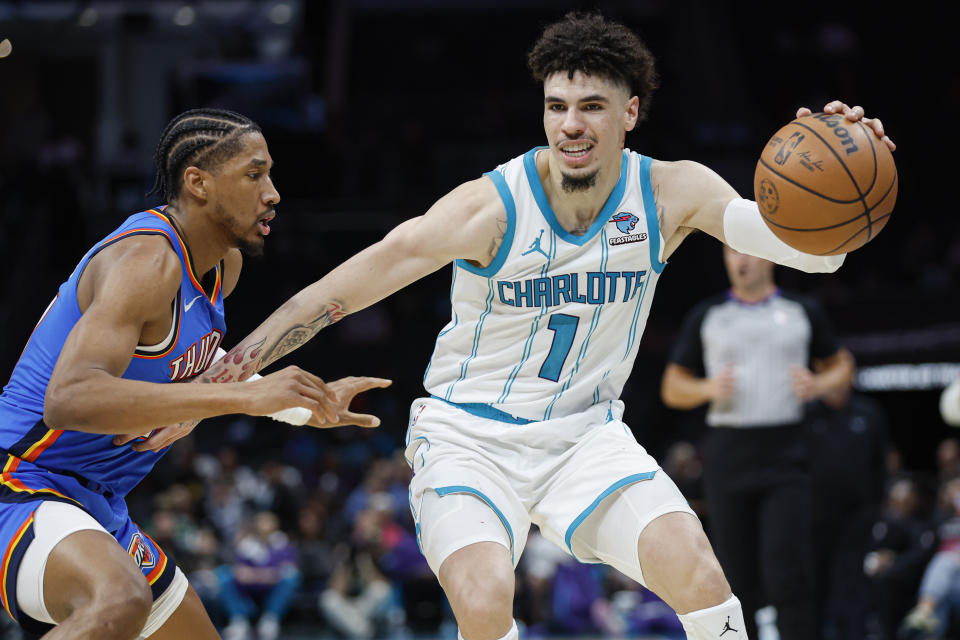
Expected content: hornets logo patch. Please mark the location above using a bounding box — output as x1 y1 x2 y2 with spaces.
127 533 156 569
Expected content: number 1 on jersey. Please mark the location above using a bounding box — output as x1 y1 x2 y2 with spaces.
538 313 579 382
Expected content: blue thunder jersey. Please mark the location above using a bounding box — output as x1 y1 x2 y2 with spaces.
0 207 225 529
423 148 667 422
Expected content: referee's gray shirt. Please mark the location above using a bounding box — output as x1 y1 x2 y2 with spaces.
668 289 841 427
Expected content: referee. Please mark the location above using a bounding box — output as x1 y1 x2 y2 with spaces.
660 246 853 640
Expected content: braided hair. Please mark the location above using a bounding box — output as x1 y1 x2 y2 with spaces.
148 108 262 203
527 12 659 123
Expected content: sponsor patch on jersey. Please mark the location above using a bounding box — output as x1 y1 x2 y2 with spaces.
608 212 647 245
127 532 156 569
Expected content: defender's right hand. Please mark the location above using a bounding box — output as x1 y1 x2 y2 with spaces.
244 366 339 424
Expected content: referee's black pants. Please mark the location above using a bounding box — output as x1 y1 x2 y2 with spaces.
703 423 815 640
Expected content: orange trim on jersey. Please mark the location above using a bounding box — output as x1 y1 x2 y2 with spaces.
145 208 218 304
100 227 176 249
211 262 222 302
139 529 169 584
20 429 64 463
0 513 34 619
0 456 81 505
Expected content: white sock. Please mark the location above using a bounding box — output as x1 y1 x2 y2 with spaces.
677 595 749 639
458 619 518 640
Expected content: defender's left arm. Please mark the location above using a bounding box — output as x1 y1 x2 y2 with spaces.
657 101 895 271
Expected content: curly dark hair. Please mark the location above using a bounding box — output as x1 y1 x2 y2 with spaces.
527 12 659 122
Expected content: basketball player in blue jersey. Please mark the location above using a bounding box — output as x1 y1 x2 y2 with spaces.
0 109 389 639
139 14 896 640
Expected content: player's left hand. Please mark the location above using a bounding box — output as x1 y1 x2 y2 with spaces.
796 100 895 151
303 376 392 428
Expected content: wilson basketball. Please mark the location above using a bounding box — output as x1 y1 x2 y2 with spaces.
754 113 898 255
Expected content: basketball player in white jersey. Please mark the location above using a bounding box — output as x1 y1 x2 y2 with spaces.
133 12 895 639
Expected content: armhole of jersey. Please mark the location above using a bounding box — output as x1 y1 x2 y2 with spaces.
76 225 181 359
134 289 182 357
454 170 516 278
637 154 667 274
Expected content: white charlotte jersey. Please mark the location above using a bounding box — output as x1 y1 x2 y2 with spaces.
423 147 667 422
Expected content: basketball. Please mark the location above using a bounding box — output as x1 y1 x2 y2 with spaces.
754 113 898 255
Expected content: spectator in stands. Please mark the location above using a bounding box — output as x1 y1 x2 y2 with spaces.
865 476 937 640
219 511 302 640
936 438 960 484
899 477 960 638
319 542 395 639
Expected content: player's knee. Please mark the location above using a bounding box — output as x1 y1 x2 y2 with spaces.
451 570 513 617
687 555 732 608
663 541 731 613
457 585 513 625
85 575 152 637
442 556 514 631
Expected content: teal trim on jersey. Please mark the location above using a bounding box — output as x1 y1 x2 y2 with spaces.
431 395 534 425
434 485 515 564
637 154 667 274
622 275 651 360
498 231 556 403
444 280 496 400
544 227 610 420
564 471 658 555
523 148 628 246
594 371 613 407
409 486 424 555
455 170 517 277
498 313 542 403
410 435 431 468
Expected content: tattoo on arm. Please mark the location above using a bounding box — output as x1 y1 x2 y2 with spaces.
200 301 346 383
486 216 508 260
202 338 266 383
262 301 346 367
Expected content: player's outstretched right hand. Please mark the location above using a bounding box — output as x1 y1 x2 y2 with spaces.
244 365 340 425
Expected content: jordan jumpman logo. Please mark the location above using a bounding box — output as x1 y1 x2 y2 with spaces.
521 229 549 258
720 616 738 636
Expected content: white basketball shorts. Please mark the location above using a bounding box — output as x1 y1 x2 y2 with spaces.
404 396 695 582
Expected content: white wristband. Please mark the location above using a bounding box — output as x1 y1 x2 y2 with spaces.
214 348 313 426
264 406 313 426
722 198 846 273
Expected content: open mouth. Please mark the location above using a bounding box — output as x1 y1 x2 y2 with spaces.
257 211 275 236
558 140 595 164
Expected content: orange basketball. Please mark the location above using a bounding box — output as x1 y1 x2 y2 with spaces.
754 113 898 255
